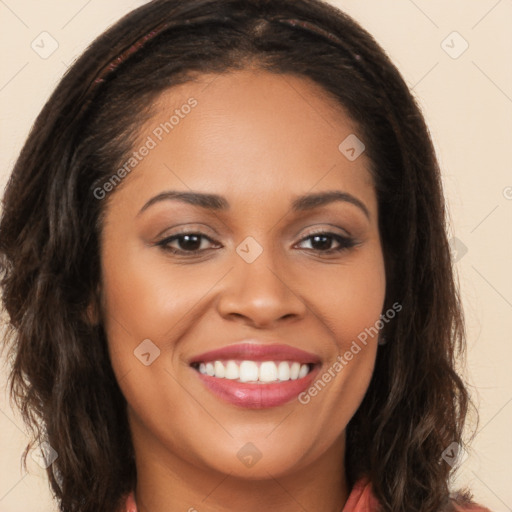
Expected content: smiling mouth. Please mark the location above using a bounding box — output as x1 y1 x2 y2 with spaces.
191 360 315 384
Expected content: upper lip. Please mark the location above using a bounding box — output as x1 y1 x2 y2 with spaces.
189 341 321 365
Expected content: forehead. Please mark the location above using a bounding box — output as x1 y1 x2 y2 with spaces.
107 69 375 213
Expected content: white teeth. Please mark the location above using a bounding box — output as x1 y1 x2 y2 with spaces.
239 361 259 382
225 361 239 380
197 360 312 383
290 362 301 380
214 360 225 378
298 363 309 378
205 362 215 376
277 361 291 381
259 361 278 382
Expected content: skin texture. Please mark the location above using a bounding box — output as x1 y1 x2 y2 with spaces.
99 69 386 512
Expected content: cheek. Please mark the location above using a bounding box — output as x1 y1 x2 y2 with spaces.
302 245 387 350
100 236 211 351
293 246 385 429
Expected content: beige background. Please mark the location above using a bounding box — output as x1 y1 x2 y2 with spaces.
0 1 511 511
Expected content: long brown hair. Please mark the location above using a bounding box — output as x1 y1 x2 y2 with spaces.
0 1 475 510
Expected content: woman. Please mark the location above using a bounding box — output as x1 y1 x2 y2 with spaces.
0 0 492 511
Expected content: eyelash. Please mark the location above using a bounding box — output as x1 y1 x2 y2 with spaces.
155 230 358 256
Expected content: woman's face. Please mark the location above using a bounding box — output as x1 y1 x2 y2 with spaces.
99 69 386 479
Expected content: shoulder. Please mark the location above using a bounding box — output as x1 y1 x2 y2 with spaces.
342 477 379 511
344 478 493 512
450 499 493 512
120 491 137 512
450 489 493 512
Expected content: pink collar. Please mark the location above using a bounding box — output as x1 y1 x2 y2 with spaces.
124 477 376 511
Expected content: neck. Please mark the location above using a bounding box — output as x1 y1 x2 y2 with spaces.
129 418 349 512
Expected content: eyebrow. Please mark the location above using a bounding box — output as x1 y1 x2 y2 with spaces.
138 190 370 219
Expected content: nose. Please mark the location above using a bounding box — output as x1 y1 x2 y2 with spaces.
216 249 307 329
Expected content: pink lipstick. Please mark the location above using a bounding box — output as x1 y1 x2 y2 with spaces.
189 342 321 409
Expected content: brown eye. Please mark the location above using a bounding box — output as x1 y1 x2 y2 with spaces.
157 232 220 255
296 232 357 253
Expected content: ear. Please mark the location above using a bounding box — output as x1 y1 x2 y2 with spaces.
86 301 99 325
84 284 102 326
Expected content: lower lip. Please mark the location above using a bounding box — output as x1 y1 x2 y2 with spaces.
194 366 320 409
